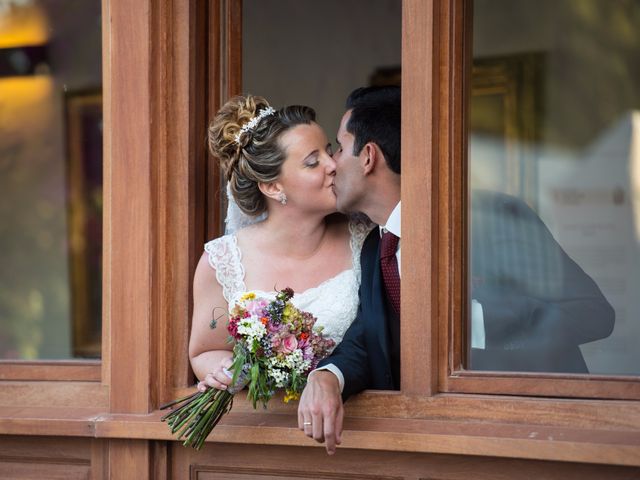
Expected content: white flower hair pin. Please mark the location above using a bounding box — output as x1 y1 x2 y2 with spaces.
234 106 276 145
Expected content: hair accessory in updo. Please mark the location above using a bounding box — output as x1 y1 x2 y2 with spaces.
234 106 276 145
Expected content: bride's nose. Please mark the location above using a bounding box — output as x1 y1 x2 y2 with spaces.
324 155 337 175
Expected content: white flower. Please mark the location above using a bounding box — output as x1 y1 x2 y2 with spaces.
237 314 266 348
267 366 289 388
281 349 311 375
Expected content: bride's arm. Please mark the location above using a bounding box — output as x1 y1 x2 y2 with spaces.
188 252 234 390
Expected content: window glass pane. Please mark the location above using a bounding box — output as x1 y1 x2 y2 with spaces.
0 0 102 359
467 0 640 375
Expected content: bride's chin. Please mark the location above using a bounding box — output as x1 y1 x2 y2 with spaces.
313 207 338 219
316 206 338 217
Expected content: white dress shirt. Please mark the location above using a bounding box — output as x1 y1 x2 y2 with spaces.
380 201 401 276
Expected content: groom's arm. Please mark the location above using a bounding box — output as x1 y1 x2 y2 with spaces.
298 301 371 455
318 303 371 400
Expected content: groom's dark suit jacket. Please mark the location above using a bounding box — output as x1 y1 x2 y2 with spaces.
318 228 398 400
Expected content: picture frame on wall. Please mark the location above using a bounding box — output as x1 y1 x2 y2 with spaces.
65 90 103 358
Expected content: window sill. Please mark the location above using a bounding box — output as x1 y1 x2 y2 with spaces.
0 400 638 467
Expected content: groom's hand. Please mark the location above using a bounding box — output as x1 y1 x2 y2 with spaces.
298 370 344 455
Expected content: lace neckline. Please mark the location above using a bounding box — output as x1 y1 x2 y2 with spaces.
230 234 355 298
205 217 372 304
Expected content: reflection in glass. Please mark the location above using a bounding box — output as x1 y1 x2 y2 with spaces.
0 0 102 359
468 0 640 375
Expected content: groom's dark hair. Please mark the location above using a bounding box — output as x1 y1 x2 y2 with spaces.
345 86 401 174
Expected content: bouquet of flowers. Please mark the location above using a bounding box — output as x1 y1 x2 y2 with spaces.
160 288 335 450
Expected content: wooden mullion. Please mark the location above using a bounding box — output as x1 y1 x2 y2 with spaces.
206 0 241 242
401 0 439 397
226 0 243 99
206 0 220 242
107 0 154 414
150 0 197 406
101 0 112 390
450 0 469 379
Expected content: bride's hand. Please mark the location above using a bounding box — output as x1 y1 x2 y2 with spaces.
197 353 234 392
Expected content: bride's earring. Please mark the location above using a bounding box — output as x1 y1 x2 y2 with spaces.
278 192 287 205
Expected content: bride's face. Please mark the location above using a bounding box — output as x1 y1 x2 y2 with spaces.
276 123 337 215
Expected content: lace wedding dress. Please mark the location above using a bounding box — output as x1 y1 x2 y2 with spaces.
204 218 371 348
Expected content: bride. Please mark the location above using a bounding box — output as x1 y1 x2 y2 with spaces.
189 94 370 391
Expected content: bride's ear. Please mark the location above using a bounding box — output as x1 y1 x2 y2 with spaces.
258 181 284 202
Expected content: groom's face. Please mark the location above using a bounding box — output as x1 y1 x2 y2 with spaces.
332 110 366 213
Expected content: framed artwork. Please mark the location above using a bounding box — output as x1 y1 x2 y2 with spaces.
65 90 103 358
469 53 545 210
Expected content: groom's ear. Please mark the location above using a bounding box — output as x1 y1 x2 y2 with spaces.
258 181 283 202
361 143 378 175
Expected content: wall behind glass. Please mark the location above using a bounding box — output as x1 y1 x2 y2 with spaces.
0 0 102 359
243 0 401 140
468 0 640 375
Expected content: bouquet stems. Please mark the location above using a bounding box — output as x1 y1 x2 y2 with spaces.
160 388 234 450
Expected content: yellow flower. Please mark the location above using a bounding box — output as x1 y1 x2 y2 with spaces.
283 390 300 403
240 292 256 302
282 303 292 319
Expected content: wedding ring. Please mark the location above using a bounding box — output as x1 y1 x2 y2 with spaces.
303 421 312 426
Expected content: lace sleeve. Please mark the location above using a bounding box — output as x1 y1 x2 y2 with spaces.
204 235 246 304
348 214 376 283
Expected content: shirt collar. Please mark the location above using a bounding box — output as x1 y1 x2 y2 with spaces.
379 201 401 238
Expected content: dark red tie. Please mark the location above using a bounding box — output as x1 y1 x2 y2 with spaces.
380 231 400 314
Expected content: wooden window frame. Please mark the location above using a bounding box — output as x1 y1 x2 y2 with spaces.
156 0 640 448
3 0 638 469
161 0 640 452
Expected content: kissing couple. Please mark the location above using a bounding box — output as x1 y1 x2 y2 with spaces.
189 86 401 455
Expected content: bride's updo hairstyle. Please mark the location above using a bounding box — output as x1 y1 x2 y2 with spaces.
208 94 316 216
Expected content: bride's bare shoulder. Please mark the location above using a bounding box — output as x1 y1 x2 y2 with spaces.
193 250 218 290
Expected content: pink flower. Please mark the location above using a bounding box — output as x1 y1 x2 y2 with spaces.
281 334 298 354
268 322 283 334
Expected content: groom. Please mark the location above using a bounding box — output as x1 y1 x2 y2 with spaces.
297 86 401 454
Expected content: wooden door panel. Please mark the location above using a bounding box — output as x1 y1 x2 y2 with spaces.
169 443 640 480
0 436 92 480
191 468 398 480
0 462 90 480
